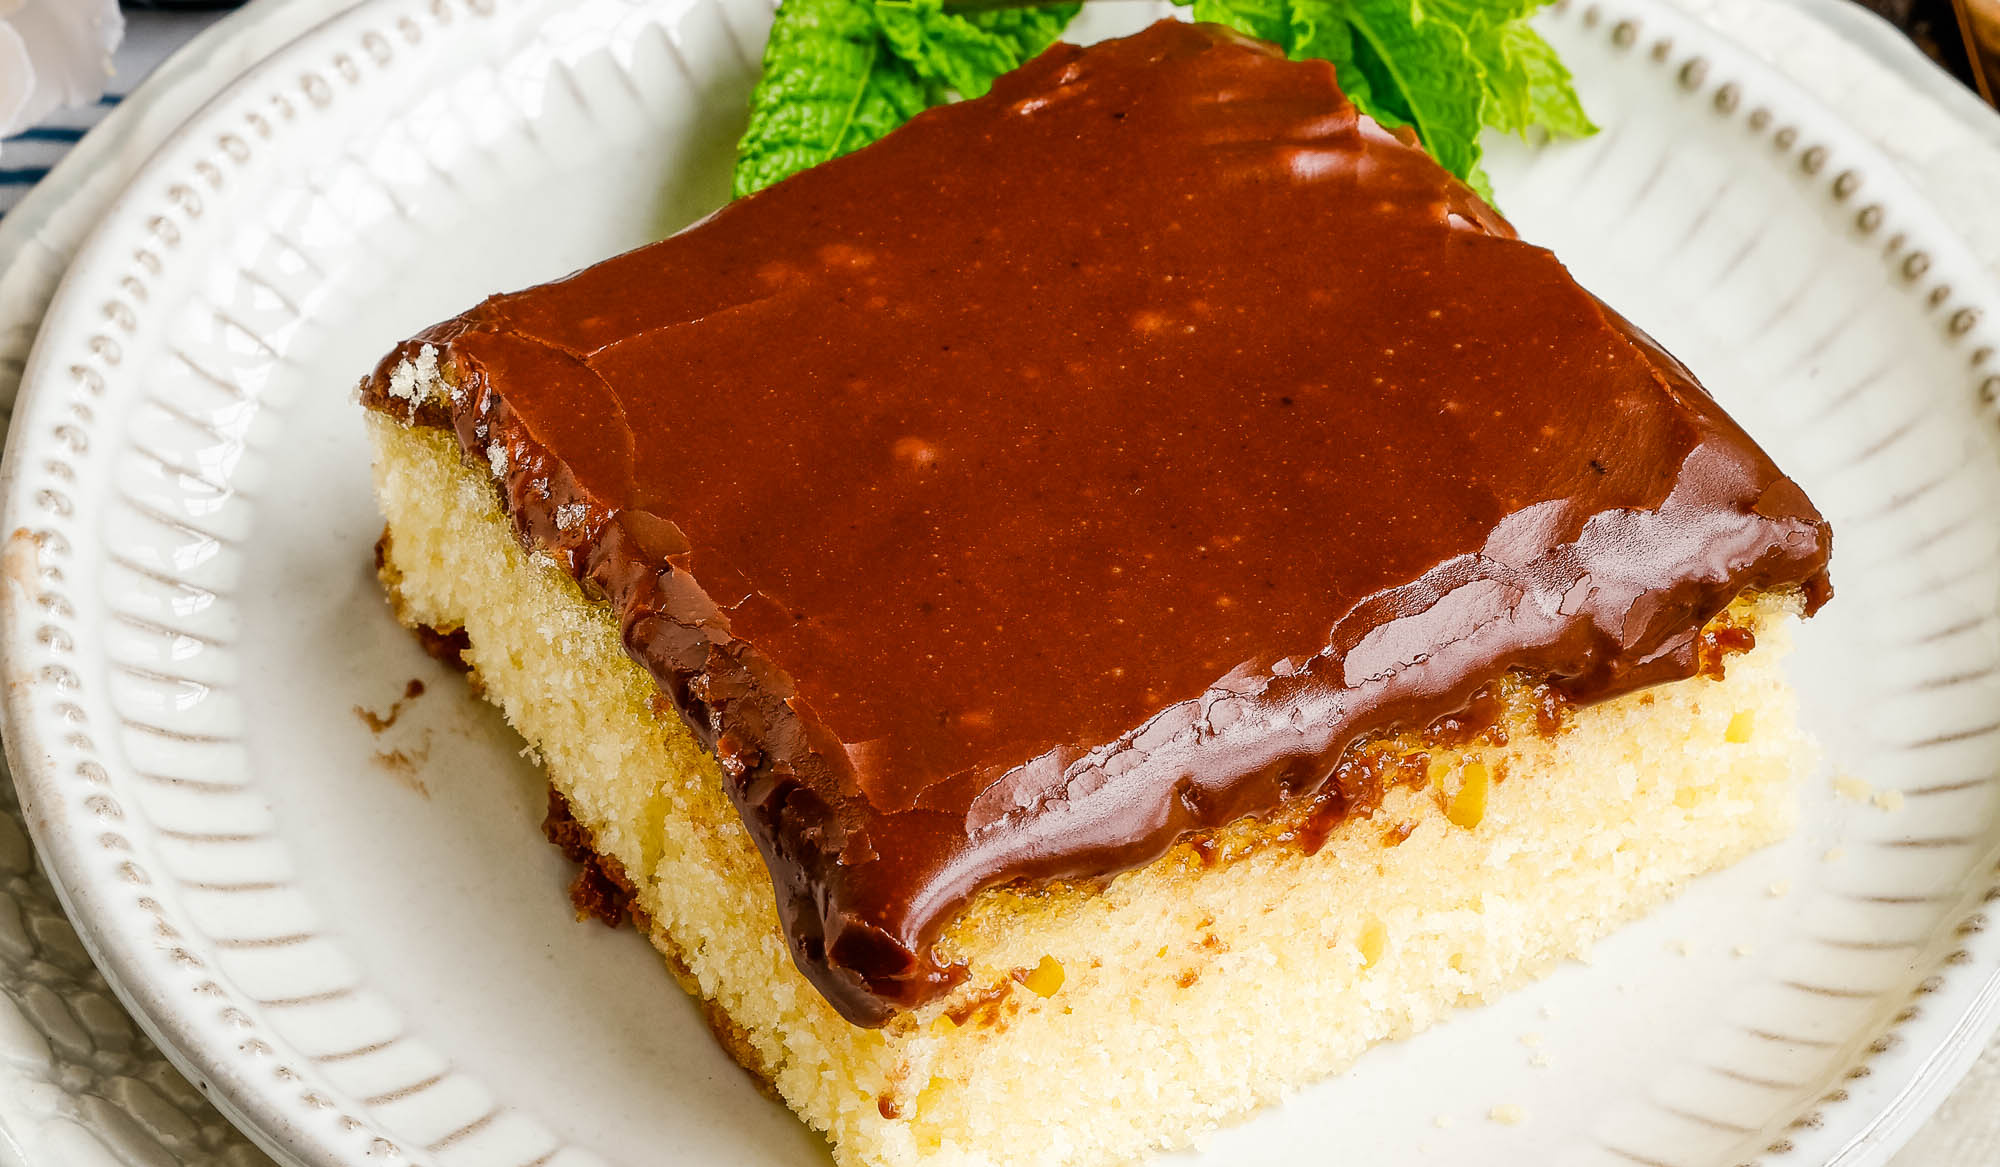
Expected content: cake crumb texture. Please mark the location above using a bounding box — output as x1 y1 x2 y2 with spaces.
368 406 1811 1167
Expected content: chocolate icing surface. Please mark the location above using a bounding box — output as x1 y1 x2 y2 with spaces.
363 21 1831 1026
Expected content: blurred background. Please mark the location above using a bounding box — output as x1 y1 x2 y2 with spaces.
1851 0 2000 99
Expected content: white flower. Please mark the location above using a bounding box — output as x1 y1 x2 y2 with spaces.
0 0 124 147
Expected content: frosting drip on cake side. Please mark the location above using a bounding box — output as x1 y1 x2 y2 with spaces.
361 20 1831 1026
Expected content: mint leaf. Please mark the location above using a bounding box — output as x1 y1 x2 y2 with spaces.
733 0 937 198
1423 0 1544 30
1477 20 1595 138
1190 0 1292 45
734 0 1078 197
1340 12 1415 127
1260 0 1593 197
1345 0 1488 186
875 0 1080 98
1286 0 1372 106
1190 0 1378 109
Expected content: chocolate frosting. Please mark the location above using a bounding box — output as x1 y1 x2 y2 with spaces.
363 21 1831 1027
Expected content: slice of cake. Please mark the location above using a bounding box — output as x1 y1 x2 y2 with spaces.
360 20 1831 1167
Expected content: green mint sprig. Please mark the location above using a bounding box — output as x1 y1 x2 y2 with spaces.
731 0 1594 201
733 0 1078 198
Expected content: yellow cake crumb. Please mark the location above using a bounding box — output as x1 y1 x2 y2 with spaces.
1357 918 1389 969
1022 957 1065 998
1445 761 1489 829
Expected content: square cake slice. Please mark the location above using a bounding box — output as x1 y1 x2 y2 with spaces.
360 20 1831 1167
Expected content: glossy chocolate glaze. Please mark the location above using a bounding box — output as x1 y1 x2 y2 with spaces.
362 21 1831 1026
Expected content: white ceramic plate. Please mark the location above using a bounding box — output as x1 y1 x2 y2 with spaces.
5 0 2000 1164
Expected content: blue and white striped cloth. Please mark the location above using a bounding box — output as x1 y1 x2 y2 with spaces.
0 10 226 220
